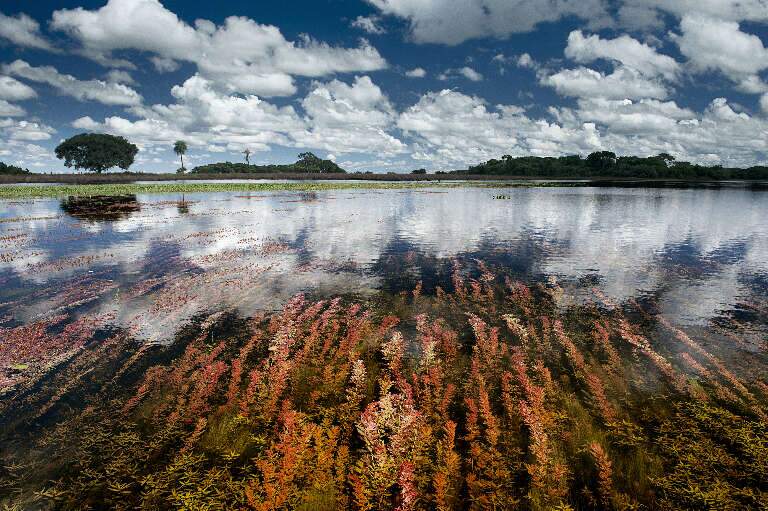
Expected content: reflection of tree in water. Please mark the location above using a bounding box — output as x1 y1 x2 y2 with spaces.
60 195 140 221
299 192 318 203
177 195 190 215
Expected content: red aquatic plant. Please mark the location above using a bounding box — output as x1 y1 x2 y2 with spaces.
503 314 530 349
554 320 616 422
412 280 422 299
451 261 467 299
510 351 569 506
395 461 418 511
589 441 614 508
185 359 228 420
354 391 425 509
680 352 739 403
657 315 758 406
0 314 102 390
432 421 461 511
617 319 689 395
592 319 621 374
464 366 514 508
507 278 534 315
225 333 261 410
122 365 169 415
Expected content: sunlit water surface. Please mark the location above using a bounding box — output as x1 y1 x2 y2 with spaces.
1 185 767 344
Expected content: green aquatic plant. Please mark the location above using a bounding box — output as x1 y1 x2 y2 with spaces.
653 401 768 509
0 180 579 199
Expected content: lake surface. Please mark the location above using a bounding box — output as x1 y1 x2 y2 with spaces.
2 185 766 337
1 183 767 509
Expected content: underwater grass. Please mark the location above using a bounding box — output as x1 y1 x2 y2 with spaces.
0 180 581 199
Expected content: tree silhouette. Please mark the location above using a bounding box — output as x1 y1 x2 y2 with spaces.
55 133 138 173
173 140 188 171
243 149 252 165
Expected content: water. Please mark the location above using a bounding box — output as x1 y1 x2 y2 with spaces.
2 185 766 337
1 183 767 509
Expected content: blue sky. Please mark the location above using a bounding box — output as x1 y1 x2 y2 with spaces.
0 0 767 173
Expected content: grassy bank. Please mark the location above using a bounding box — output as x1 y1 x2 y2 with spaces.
2 178 763 199
0 180 564 199
3 171 767 186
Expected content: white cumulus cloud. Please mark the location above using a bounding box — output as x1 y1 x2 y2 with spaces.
626 0 768 25
551 96 768 166
0 118 56 142
68 74 406 157
50 0 388 97
565 30 680 80
672 15 768 93
0 12 55 51
397 89 602 167
0 75 37 101
0 100 25 117
438 66 483 82
542 67 669 100
405 67 426 78
105 69 136 85
366 0 610 45
296 76 407 155
351 15 386 34
3 60 143 106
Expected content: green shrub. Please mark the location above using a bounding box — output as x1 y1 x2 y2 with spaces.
461 152 768 179
0 162 30 175
192 153 345 174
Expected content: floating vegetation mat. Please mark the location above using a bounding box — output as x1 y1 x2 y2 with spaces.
0 262 766 510
0 181 579 199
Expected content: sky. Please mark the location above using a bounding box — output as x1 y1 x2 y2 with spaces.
0 0 767 173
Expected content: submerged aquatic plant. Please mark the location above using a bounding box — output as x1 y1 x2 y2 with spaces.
0 261 766 510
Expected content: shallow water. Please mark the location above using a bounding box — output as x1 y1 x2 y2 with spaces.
1 185 766 338
2 183 768 509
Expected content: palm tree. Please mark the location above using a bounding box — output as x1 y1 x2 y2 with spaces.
243 148 252 165
173 140 188 171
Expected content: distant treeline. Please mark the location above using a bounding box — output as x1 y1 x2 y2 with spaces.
192 152 345 174
0 162 30 175
460 152 768 179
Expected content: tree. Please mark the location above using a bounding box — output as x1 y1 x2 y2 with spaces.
55 133 138 173
295 152 344 173
411 168 427 174
657 153 676 168
243 149 252 165
297 152 320 163
174 140 188 171
586 151 617 171
0 162 29 175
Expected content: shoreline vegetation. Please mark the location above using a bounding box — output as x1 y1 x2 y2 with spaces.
4 170 768 185
2 145 768 187
0 172 574 185
2 178 767 199
462 151 768 180
0 181 581 199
